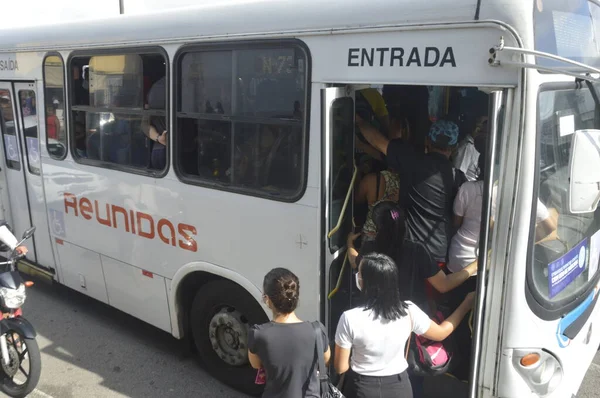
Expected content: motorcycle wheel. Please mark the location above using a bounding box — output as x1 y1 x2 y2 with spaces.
0 333 41 398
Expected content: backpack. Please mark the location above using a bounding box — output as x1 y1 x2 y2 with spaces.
406 310 453 377
405 254 454 377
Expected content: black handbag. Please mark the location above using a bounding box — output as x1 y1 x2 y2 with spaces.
311 322 345 398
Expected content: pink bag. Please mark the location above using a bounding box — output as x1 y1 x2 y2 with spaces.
255 368 266 385
407 310 453 376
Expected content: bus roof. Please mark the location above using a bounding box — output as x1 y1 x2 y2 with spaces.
0 0 532 51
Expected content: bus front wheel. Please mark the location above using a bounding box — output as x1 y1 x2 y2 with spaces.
190 280 267 396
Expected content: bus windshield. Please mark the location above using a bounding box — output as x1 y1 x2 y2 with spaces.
534 0 600 68
531 81 600 304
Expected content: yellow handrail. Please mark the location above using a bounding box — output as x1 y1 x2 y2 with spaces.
327 253 348 300
327 164 358 239
328 218 357 300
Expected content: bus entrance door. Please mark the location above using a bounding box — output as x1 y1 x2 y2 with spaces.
0 81 55 279
322 87 356 342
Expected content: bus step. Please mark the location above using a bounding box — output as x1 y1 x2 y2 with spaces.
17 260 54 284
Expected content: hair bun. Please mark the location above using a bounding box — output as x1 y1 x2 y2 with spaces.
283 280 298 299
263 268 300 314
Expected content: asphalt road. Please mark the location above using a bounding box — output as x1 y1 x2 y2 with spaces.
1 280 246 398
0 280 598 398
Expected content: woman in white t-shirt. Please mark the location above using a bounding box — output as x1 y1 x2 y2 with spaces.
448 137 557 273
448 136 487 273
334 253 474 398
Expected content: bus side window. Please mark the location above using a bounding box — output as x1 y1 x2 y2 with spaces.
176 44 308 200
44 55 67 160
69 52 167 174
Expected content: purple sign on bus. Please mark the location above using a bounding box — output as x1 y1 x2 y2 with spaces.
548 238 588 299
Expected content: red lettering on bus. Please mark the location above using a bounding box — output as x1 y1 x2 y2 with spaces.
137 212 155 239
62 193 197 252
79 198 93 220
129 210 136 234
112 205 130 232
95 201 112 227
158 219 176 246
178 224 197 252
64 193 78 216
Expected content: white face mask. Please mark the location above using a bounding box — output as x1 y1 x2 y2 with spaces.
355 272 362 291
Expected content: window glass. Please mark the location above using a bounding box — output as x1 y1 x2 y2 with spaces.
70 52 167 172
88 55 144 108
180 51 232 115
44 55 67 159
18 90 40 175
534 0 600 67
176 44 307 200
0 90 20 170
532 84 600 302
235 48 305 118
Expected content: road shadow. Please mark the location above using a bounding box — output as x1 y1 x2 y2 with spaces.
22 278 246 398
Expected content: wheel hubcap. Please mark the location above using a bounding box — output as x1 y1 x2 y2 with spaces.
209 307 249 366
1 344 19 378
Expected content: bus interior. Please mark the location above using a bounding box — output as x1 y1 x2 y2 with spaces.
326 83 492 385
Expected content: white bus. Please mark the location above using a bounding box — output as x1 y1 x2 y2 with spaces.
0 0 599 396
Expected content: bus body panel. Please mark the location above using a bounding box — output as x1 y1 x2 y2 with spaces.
42 158 321 329
305 25 518 86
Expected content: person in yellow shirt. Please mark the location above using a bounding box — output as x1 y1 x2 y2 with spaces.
357 87 390 133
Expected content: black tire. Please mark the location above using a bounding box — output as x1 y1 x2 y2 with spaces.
0 335 41 398
190 280 268 397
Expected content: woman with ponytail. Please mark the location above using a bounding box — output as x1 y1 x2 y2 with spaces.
248 268 331 398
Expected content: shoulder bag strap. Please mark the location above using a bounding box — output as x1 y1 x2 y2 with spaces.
312 321 329 394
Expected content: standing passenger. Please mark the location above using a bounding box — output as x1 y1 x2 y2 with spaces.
448 134 489 273
334 253 474 398
348 201 477 308
357 117 467 264
248 268 331 398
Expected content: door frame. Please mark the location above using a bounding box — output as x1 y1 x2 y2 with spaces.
0 80 38 262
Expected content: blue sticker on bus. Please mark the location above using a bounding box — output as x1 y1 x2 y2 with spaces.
49 209 65 238
549 238 588 299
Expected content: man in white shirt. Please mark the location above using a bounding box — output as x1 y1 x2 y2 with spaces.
0 223 28 255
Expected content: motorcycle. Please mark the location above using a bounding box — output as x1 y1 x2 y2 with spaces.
0 226 40 398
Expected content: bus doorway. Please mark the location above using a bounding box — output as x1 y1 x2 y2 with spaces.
323 83 493 396
0 81 55 277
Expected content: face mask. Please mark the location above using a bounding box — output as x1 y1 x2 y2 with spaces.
355 272 362 291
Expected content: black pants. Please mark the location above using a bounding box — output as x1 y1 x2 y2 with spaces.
343 369 413 398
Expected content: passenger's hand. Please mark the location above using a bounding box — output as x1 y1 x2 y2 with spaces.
465 291 476 309
15 246 28 256
157 131 168 146
347 231 361 244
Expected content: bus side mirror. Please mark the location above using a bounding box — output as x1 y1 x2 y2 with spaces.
569 129 600 214
22 226 35 240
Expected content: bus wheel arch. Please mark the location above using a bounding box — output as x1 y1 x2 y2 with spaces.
171 265 268 396
171 262 268 339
